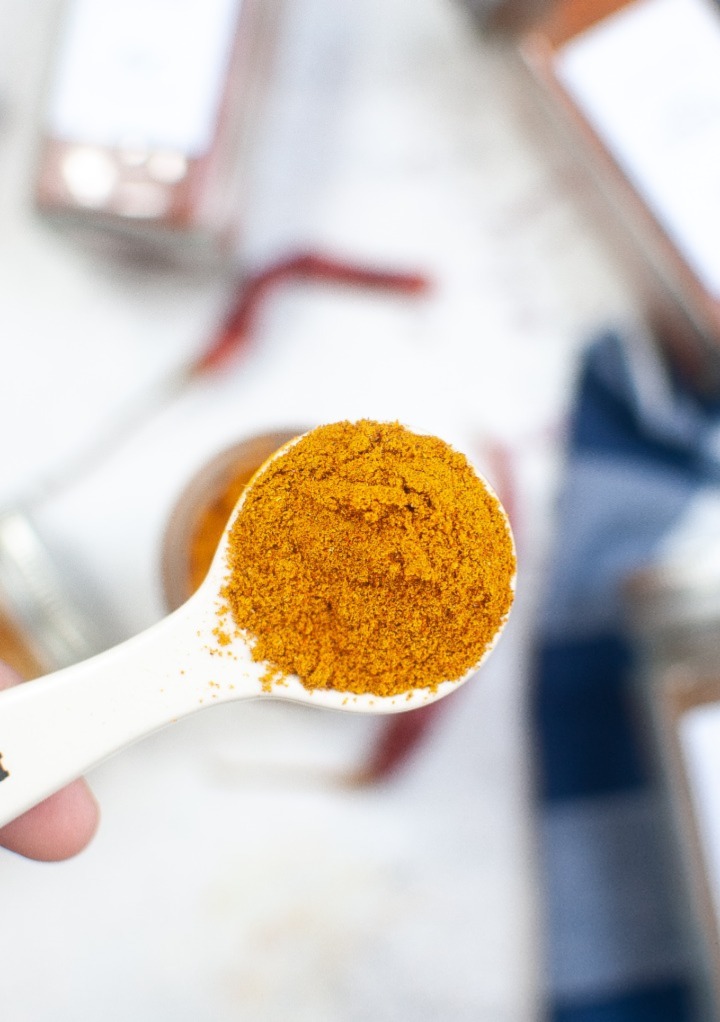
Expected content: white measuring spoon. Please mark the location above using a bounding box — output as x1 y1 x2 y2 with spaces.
0 440 514 828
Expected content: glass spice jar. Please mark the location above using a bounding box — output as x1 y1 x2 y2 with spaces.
34 0 284 263
628 544 720 682
626 539 720 1020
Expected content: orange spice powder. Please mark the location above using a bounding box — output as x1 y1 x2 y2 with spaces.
221 420 515 697
188 467 256 595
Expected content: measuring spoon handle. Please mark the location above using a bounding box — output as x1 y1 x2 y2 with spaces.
0 600 210 828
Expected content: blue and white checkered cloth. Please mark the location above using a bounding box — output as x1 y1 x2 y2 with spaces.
532 327 720 1021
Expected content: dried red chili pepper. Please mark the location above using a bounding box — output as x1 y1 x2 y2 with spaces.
192 250 431 375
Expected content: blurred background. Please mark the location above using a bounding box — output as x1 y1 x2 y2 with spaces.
3 0 720 1018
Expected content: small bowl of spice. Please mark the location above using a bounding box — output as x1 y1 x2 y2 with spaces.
161 428 305 612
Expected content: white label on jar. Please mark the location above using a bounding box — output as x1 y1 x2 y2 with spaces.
46 0 243 156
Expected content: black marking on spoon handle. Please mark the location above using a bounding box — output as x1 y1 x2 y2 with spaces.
0 753 9 782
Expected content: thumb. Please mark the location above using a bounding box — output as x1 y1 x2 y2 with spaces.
0 663 100 861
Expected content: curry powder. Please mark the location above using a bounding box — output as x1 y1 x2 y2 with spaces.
189 468 254 595
221 420 515 697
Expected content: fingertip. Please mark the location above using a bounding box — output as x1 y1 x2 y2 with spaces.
0 662 101 861
0 779 100 862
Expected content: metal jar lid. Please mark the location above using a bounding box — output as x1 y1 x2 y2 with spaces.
0 509 103 677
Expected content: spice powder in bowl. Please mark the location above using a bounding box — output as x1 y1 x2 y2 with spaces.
161 429 304 610
218 419 516 698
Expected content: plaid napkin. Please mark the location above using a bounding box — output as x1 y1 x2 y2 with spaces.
532 327 719 1021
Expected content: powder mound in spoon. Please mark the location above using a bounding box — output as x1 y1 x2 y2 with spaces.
221 419 515 697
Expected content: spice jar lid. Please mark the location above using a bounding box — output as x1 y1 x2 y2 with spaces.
0 509 103 677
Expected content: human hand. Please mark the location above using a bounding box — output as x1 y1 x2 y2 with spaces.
0 662 99 860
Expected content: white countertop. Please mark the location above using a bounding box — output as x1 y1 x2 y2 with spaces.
0 0 638 1018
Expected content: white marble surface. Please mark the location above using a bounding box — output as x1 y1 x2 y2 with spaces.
0 0 638 1018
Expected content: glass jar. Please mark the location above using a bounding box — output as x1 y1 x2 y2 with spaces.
34 0 284 263
628 544 720 681
627 540 720 1018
